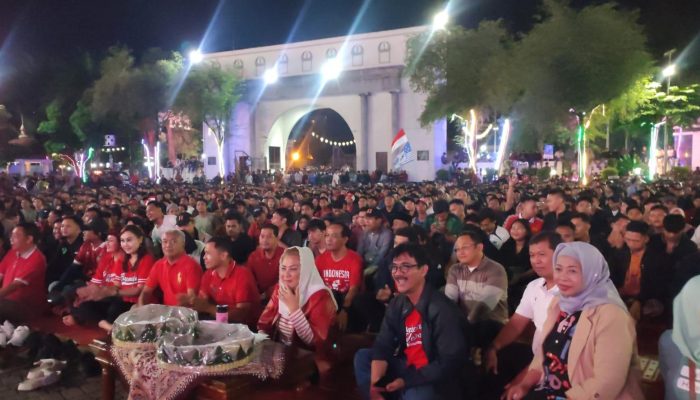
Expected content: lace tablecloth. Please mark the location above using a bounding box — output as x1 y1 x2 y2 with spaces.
111 341 286 400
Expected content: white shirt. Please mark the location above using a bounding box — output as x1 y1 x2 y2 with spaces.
151 214 178 246
514 277 559 354
489 226 510 250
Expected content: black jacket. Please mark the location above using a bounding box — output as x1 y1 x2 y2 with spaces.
609 244 667 302
372 284 468 397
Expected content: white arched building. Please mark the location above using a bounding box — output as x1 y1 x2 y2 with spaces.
201 26 447 181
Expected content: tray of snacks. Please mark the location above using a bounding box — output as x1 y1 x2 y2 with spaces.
112 305 198 348
156 321 259 373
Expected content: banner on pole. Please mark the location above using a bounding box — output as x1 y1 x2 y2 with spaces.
391 129 416 170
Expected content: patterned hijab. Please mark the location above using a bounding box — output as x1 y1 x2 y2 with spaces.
278 246 337 316
553 242 626 314
672 275 700 364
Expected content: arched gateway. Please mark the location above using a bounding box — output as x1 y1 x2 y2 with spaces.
201 26 446 181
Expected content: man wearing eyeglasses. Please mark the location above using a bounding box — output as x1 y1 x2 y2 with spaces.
354 243 468 399
445 230 508 351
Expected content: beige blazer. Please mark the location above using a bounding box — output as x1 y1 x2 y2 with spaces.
529 298 644 400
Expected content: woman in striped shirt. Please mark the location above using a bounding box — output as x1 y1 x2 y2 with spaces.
257 246 337 355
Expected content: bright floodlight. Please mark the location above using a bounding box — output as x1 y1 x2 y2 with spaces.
433 10 449 31
189 50 204 64
662 64 676 78
321 58 342 81
263 68 279 85
291 152 300 161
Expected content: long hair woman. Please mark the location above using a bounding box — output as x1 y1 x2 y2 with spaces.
504 242 642 400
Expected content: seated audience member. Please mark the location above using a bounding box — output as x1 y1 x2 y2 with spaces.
185 237 260 328
0 223 47 322
625 204 644 222
484 232 562 395
607 214 630 250
647 204 668 235
257 247 337 367
175 213 206 265
658 275 700 400
504 242 643 400
305 218 327 257
390 212 412 234
423 200 463 243
354 243 468 399
504 196 544 234
47 215 84 289
497 218 534 312
139 229 202 307
478 208 510 250
446 230 508 349
247 223 285 299
357 208 393 273
224 212 257 264
271 208 302 248
610 220 665 320
63 230 124 327
314 222 363 332
247 208 268 242
554 220 576 243
569 212 610 256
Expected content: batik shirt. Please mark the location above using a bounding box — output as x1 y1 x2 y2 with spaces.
533 310 582 399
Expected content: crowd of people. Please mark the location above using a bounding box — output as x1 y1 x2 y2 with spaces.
0 169 698 399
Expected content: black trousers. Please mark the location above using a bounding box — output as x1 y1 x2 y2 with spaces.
70 296 132 324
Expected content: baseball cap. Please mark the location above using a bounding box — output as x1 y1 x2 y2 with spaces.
365 208 385 219
432 200 449 214
176 213 193 227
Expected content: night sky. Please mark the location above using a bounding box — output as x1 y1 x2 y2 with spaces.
1 0 697 59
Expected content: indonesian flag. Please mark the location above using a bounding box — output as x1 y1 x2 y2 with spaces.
391 129 416 170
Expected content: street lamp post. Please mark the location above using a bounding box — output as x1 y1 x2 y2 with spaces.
661 49 676 175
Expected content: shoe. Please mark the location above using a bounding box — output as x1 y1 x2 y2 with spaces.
0 320 14 337
17 370 62 391
27 359 68 380
8 326 30 346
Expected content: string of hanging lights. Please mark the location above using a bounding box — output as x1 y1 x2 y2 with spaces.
310 131 355 147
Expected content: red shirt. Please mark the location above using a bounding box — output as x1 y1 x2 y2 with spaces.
199 261 261 326
75 241 106 277
118 254 156 303
146 254 202 306
0 247 47 311
314 250 363 294
247 246 284 295
90 253 120 287
404 308 428 369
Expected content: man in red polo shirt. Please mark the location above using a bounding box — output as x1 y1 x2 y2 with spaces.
185 237 260 328
315 222 363 332
139 230 202 307
246 223 284 299
0 223 47 322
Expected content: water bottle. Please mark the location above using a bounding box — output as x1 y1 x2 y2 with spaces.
216 304 229 323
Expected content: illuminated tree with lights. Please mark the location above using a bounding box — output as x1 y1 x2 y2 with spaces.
175 62 243 180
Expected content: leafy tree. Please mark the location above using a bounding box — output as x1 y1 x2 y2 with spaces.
175 62 243 179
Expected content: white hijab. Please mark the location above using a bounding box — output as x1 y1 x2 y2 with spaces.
278 246 337 316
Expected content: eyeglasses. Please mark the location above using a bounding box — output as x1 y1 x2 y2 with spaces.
454 243 476 252
390 263 419 273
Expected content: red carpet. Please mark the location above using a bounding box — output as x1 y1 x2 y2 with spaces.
27 314 108 346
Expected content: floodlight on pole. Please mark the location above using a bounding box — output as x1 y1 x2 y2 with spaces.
189 49 204 64
432 9 449 31
321 58 342 81
662 64 676 78
263 68 279 85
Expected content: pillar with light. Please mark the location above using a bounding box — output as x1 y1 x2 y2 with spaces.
661 51 676 175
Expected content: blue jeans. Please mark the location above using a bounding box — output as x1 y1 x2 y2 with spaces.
353 348 439 400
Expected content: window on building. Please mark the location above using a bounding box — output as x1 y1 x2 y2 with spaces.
278 54 288 74
255 57 266 76
351 44 364 66
417 151 430 161
301 51 313 72
207 157 217 166
378 41 391 64
269 147 281 170
326 48 337 59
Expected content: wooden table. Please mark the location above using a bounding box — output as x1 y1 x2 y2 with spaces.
90 339 316 400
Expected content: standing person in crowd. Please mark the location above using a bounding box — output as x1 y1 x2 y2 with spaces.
0 223 47 322
271 208 302 248
446 230 508 350
247 224 285 299
315 222 363 333
258 247 337 371
357 208 393 274
504 242 643 400
186 237 260 328
146 201 177 257
354 243 468 399
138 230 202 307
658 275 700 400
224 212 257 264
